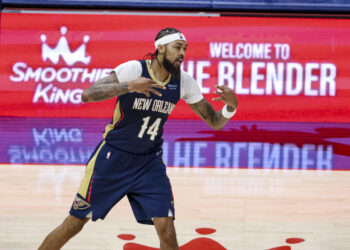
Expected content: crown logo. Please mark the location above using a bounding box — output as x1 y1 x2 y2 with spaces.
40 26 91 66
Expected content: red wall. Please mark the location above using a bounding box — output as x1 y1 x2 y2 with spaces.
1 12 349 122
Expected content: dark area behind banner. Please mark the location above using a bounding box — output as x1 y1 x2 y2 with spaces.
1 0 350 12
212 0 350 11
0 0 211 9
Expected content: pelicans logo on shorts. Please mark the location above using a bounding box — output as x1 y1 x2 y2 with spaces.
72 195 91 210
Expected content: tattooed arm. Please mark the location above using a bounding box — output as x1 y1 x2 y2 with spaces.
81 71 165 103
81 71 126 103
189 85 238 130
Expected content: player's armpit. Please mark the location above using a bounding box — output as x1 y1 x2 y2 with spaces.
189 98 231 130
81 72 129 103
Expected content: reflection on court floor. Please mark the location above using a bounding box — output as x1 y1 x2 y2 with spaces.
1 117 349 170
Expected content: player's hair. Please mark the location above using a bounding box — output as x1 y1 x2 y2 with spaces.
143 27 182 62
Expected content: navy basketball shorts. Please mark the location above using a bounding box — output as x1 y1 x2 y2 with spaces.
69 140 175 225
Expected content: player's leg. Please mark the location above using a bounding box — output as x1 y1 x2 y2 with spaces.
37 141 105 249
153 217 179 250
38 141 132 249
128 150 178 249
38 215 89 250
37 141 106 250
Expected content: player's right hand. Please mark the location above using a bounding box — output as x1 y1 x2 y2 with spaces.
127 77 166 98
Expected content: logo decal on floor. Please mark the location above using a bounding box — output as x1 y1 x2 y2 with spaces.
117 227 305 249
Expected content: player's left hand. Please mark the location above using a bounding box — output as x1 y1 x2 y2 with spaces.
212 85 238 110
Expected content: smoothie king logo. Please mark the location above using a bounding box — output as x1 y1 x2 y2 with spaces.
41 26 91 66
10 26 112 104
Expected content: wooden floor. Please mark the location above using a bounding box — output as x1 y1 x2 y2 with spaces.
0 164 350 250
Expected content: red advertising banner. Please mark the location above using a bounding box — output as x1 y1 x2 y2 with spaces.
0 11 349 122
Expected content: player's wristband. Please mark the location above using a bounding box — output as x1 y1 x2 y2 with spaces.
222 104 236 119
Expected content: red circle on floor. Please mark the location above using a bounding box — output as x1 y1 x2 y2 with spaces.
195 228 216 235
117 234 136 241
286 238 305 244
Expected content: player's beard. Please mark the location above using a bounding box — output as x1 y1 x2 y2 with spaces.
163 50 181 81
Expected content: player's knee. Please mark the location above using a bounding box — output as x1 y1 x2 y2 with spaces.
159 228 177 245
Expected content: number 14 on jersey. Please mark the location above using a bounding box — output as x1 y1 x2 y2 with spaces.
138 116 162 141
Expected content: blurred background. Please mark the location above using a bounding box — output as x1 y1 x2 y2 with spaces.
1 0 350 170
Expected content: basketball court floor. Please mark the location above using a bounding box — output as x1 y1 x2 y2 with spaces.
0 118 349 250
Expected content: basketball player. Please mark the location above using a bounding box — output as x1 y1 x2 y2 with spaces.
38 27 237 250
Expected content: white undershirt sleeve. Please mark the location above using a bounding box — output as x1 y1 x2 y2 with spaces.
180 71 204 104
112 60 142 83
